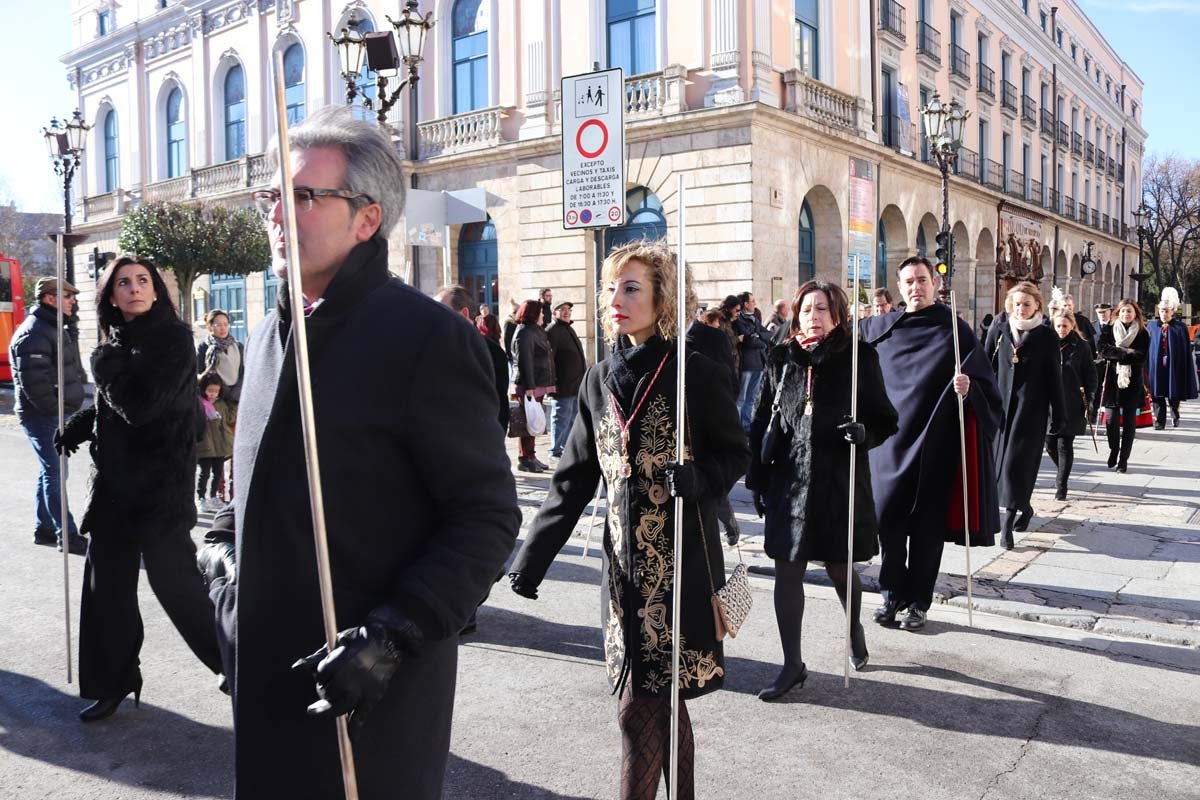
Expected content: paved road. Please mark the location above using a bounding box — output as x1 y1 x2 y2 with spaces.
1 394 1198 799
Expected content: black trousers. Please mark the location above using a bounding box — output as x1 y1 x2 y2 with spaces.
79 527 223 699
197 457 225 499
1104 391 1141 466
1152 396 1180 427
878 511 946 612
1045 434 1075 490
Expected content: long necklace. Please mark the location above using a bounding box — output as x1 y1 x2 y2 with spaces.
609 352 671 479
804 365 814 415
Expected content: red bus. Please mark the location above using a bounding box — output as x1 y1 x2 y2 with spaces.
0 253 26 381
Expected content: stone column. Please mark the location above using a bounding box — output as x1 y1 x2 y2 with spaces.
520 0 549 139
750 0 777 106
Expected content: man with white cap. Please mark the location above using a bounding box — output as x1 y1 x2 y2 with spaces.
1147 288 1198 428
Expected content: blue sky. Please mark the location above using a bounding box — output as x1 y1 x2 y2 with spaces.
1 0 1197 214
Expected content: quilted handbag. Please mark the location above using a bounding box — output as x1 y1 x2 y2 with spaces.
695 505 753 639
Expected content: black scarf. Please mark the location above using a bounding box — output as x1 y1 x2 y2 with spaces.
607 335 674 411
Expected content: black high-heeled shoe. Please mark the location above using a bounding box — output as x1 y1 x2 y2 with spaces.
758 663 809 701
1001 509 1017 550
1013 505 1034 533
1108 449 1119 469
79 677 142 722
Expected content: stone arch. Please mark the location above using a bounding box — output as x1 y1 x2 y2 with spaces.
1039 247 1053 300
878 203 908 295
975 227 996 319
799 184 842 287
1055 250 1068 298
1068 252 1081 300
915 212 940 258
950 220 970 306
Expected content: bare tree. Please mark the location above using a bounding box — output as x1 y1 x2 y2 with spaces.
1140 155 1200 308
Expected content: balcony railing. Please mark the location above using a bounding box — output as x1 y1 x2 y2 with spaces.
1008 169 1025 199
1086 141 1095 162
784 70 860 132
1116 163 1124 184
879 0 906 40
1108 157 1118 179
1103 213 1111 233
917 22 941 63
80 190 128 223
1022 95 1037 125
957 147 979 180
1001 81 1018 112
1064 195 1076 219
1072 132 1083 156
950 45 971 80
1041 109 1055 136
418 106 510 157
1080 203 1089 222
883 115 916 153
1092 209 1101 228
1056 121 1070 147
136 154 268 206
1096 148 1106 168
984 159 1004 190
625 72 668 118
1031 178 1043 205
1049 188 1061 212
977 63 995 98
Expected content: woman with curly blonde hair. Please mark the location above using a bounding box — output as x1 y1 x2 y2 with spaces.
509 240 749 799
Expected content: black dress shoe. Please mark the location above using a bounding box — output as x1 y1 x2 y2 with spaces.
517 459 544 473
872 600 905 627
1107 449 1119 468
899 607 927 631
1173 413 1180 428
1153 422 1165 431
79 678 142 722
33 529 57 546
1054 488 1067 501
757 664 808 701
59 535 88 556
1116 463 1128 473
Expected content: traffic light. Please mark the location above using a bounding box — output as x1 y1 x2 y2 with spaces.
934 230 953 276
88 247 115 280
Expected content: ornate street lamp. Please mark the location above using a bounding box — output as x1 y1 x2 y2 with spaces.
42 109 91 285
328 1 434 140
920 92 971 302
1130 202 1152 303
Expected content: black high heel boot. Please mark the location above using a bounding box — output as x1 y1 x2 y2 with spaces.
79 675 142 722
1001 509 1016 550
1014 504 1034 532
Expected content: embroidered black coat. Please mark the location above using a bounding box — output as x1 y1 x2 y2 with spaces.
1054 334 1098 438
1097 326 1150 408
745 329 898 563
208 237 520 800
60 302 199 540
510 337 750 700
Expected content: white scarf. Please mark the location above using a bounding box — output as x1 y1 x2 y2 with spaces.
1112 319 1140 389
1008 313 1044 345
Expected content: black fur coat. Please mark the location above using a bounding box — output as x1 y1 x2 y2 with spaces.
61 302 199 539
746 328 898 562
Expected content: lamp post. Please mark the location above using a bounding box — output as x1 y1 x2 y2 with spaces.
42 110 90 285
920 93 970 303
1131 202 1151 303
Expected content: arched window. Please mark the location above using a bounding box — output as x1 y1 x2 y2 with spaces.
916 226 927 256
452 0 488 114
166 87 185 178
224 65 246 160
284 43 305 125
606 186 666 253
607 0 655 77
798 200 815 283
348 17 377 122
102 110 119 192
795 0 819 78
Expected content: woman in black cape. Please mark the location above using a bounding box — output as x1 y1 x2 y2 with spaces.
746 281 897 700
509 240 749 800
56 257 223 721
986 281 1065 549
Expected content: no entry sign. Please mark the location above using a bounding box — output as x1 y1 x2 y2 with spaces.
562 67 624 230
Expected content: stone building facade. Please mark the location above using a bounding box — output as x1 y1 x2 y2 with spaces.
63 0 1145 356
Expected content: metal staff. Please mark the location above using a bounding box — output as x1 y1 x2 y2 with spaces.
668 173 687 799
581 484 604 558
270 51 360 800
1083 387 1098 453
948 289 974 628
55 233 72 684
844 256 862 688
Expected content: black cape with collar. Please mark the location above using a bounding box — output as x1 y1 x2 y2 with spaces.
211 235 520 800
861 303 1003 545
1147 318 1199 401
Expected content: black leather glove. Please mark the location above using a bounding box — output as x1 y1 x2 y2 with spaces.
837 416 867 446
196 540 236 592
752 492 767 519
664 461 706 500
290 606 423 730
54 408 95 456
53 430 78 456
510 572 539 600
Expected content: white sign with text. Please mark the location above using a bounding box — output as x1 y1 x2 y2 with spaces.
561 67 625 230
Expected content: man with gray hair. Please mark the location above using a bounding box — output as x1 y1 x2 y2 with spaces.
199 107 520 799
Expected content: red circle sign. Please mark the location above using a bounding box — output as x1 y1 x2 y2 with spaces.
565 210 578 225
608 205 621 221
576 119 608 159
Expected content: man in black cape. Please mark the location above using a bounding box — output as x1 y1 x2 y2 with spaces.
862 256 1003 631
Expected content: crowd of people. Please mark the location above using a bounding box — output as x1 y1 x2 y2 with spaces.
6 104 1200 800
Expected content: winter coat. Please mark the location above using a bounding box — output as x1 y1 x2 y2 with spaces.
862 304 1004 545
58 302 199 540
745 328 898 563
1097 325 1150 408
1055 334 1098 438
685 321 738 395
485 335 510 430
208 236 520 800
986 321 1067 510
1147 318 1199 402
197 397 235 459
720 319 741 373
512 322 555 391
196 336 246 403
733 311 772 372
502 315 517 361
546 318 587 397
511 336 750 700
9 303 85 421
1073 312 1097 360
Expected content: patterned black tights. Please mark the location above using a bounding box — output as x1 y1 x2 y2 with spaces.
617 688 694 799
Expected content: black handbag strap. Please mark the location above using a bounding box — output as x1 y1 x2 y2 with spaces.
771 362 793 412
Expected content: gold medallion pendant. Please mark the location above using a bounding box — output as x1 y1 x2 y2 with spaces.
620 462 633 479
804 401 814 416
1012 351 1020 365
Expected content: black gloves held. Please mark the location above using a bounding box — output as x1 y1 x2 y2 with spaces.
664 461 705 500
510 573 539 600
196 540 237 592
54 408 95 456
752 492 767 519
291 606 423 730
53 430 78 456
837 416 867 446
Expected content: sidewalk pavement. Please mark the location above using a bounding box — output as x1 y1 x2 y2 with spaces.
509 398 1200 650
